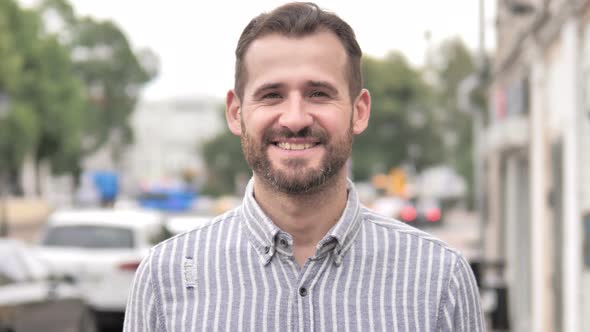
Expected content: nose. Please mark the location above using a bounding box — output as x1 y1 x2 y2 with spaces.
277 95 313 133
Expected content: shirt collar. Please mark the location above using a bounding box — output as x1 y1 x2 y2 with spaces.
241 179 281 265
241 177 363 266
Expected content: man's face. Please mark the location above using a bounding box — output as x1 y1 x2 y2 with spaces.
227 31 370 194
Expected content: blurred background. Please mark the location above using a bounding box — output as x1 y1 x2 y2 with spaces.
0 0 588 331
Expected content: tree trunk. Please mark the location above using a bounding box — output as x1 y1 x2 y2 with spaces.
34 157 42 197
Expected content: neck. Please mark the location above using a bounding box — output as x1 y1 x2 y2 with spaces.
253 171 349 263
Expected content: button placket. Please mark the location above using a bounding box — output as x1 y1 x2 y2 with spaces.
295 263 311 331
293 256 332 331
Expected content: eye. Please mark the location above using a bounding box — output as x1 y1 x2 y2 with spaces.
309 91 329 98
262 92 282 99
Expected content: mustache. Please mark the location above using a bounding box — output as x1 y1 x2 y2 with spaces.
262 127 329 144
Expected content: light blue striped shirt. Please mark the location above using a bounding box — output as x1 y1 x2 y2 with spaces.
124 179 484 331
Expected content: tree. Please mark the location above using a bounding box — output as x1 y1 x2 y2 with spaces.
70 18 156 156
1 0 157 194
28 36 86 176
429 38 483 208
0 0 85 194
0 0 37 174
38 0 158 158
201 107 250 195
352 52 444 181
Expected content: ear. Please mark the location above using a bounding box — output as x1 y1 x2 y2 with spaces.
225 89 242 136
351 88 371 135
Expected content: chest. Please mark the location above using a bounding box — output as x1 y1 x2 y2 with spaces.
157 245 444 331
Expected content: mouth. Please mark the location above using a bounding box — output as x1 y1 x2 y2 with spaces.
273 142 320 151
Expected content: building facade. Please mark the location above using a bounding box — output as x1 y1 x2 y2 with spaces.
485 1 590 331
81 96 224 196
123 97 224 191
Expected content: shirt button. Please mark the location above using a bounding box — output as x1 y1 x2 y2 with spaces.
279 239 288 248
299 287 308 297
264 246 270 254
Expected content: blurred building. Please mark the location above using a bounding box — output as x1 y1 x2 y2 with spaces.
84 96 224 195
484 1 590 331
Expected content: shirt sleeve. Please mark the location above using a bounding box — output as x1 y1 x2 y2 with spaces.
123 253 163 332
436 254 485 332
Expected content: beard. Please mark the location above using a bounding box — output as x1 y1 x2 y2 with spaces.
240 120 353 195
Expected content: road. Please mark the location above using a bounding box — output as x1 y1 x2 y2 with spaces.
420 208 481 262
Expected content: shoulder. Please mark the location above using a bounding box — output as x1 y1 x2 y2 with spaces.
361 206 465 263
147 208 241 261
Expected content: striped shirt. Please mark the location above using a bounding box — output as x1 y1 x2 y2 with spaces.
124 179 484 331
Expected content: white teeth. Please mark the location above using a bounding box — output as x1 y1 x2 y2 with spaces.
277 142 314 150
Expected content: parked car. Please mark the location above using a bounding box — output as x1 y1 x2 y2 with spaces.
36 209 171 330
396 197 444 227
371 196 406 219
0 239 97 332
164 214 213 235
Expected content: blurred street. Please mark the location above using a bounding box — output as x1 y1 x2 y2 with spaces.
3 200 481 255
1 200 482 332
422 209 480 261
2 0 590 331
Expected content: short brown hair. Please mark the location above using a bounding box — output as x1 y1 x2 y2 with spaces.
234 2 363 101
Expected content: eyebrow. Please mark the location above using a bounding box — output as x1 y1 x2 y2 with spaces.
307 80 339 96
251 80 340 97
252 83 284 97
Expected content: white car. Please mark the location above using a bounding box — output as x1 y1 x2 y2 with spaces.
36 209 171 330
0 239 97 332
164 214 213 235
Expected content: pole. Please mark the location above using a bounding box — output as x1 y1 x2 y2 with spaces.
457 0 487 268
476 0 486 260
561 17 581 332
458 0 487 258
473 111 484 257
479 0 485 61
0 172 8 237
0 92 10 237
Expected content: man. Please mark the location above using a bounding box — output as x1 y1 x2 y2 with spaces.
124 2 484 331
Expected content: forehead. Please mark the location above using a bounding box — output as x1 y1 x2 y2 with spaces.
242 31 349 93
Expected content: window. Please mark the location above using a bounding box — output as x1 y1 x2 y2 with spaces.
42 225 135 249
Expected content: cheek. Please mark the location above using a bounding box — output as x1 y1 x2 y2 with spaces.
243 113 280 134
316 115 351 134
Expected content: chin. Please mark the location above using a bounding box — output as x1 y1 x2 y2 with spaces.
268 167 339 195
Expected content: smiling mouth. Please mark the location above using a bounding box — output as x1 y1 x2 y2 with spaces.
274 142 319 151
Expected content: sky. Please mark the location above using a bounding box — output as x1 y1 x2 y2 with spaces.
64 0 497 101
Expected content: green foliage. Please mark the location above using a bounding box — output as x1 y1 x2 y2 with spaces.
39 0 157 157
0 103 39 170
0 0 157 187
429 38 483 208
0 0 82 176
0 0 34 171
352 52 444 180
71 18 154 153
28 36 85 174
201 108 250 195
